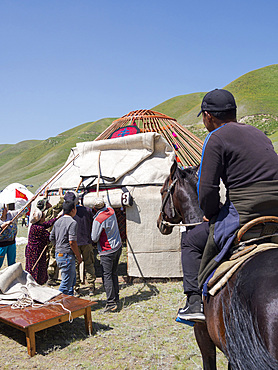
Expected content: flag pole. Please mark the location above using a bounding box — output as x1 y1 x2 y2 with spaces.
31 245 48 271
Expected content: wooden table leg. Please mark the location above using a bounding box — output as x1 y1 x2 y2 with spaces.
84 307 93 336
26 327 36 357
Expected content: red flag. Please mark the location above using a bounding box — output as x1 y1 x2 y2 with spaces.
15 189 28 201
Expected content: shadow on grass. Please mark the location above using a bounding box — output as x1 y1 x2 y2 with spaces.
119 282 160 310
0 317 112 356
77 284 105 299
89 282 160 313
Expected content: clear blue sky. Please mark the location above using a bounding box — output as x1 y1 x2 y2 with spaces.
0 0 277 144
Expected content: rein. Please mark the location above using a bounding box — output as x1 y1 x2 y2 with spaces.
161 220 202 228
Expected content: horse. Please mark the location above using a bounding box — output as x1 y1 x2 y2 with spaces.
157 160 278 370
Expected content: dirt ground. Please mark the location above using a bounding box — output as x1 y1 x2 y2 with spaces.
0 224 228 369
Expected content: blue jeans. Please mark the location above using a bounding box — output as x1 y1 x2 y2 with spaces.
55 252 76 296
0 243 16 268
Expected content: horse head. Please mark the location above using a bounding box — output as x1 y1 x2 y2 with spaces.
157 161 204 235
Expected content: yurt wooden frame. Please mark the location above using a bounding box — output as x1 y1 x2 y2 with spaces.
95 109 203 167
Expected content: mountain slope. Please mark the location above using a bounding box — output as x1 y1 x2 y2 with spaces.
0 140 41 167
0 118 114 190
226 64 278 117
152 64 278 138
0 64 277 191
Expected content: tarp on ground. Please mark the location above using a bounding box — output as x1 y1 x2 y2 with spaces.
0 263 60 305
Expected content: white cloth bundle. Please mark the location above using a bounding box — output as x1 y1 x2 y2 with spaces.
0 262 60 305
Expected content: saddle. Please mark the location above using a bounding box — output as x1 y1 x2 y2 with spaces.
205 216 278 296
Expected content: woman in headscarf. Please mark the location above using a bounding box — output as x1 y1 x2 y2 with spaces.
0 203 20 268
25 208 59 285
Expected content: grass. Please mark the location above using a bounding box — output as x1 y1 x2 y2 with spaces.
0 224 229 369
226 64 278 117
270 131 278 152
152 92 206 121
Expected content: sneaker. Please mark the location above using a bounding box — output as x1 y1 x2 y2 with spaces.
89 289 95 296
46 278 59 286
103 303 118 313
89 284 95 296
74 287 80 298
177 295 205 322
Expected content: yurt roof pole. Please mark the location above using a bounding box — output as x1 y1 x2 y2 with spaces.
76 178 83 192
96 151 101 196
0 153 80 235
95 109 203 167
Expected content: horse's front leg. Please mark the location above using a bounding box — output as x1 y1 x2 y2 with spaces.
194 322 217 370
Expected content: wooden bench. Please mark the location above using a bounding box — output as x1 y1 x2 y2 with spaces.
0 294 96 357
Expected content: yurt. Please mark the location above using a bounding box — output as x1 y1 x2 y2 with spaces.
36 110 203 278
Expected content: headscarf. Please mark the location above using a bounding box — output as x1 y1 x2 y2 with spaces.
30 208 43 224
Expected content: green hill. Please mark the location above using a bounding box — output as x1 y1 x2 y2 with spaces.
0 140 40 167
152 64 278 139
0 118 114 190
0 64 277 191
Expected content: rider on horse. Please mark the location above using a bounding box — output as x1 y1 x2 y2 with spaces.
178 88 278 322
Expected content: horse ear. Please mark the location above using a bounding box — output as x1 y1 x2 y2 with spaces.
191 164 200 174
170 160 177 179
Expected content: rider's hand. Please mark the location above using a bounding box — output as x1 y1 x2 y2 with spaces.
203 216 209 222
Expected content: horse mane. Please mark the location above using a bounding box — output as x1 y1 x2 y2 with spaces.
176 166 199 190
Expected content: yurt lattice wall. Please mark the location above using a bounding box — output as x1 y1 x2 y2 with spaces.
95 109 203 167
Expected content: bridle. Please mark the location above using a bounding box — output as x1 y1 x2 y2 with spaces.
160 177 182 222
160 176 202 228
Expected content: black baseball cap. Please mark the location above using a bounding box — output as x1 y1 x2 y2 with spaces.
197 89 237 117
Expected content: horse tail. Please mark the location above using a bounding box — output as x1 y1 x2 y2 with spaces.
223 276 278 370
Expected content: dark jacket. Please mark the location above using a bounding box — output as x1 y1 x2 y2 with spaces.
197 122 278 220
197 122 278 287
